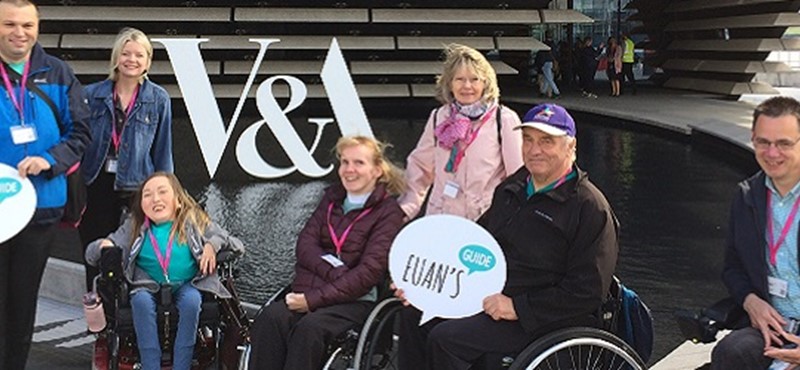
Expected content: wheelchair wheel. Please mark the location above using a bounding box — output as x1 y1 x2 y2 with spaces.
353 298 402 370
509 327 646 370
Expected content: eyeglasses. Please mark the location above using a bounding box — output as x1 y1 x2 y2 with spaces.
752 136 800 151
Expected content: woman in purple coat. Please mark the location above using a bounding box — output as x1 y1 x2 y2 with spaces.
248 136 406 370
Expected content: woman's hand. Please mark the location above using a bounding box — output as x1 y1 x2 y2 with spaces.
199 243 217 276
286 292 309 313
99 239 115 249
390 282 411 307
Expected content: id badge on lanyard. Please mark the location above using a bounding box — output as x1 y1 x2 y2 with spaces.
3 62 32 145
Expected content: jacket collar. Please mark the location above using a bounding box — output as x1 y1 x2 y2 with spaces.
94 78 157 104
743 171 768 221
325 182 390 209
503 164 585 203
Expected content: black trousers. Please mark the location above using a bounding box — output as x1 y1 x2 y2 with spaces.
397 306 536 370
78 171 132 290
621 62 636 93
0 223 56 370
711 327 772 370
248 300 373 370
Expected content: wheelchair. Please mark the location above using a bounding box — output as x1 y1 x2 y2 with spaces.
91 247 249 370
237 277 648 370
236 285 403 370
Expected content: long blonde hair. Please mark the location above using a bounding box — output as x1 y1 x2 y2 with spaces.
108 27 153 82
435 44 499 105
130 172 210 244
335 136 406 196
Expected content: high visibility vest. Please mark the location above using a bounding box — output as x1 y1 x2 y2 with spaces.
622 38 635 63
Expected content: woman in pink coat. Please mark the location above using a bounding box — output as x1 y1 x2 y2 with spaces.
399 44 523 222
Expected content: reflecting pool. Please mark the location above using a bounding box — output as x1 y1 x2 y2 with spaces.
180 114 750 362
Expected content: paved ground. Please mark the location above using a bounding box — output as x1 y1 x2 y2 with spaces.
29 81 775 369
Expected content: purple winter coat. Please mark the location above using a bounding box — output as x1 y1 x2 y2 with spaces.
292 183 404 311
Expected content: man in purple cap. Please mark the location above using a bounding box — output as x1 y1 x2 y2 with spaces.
396 103 619 369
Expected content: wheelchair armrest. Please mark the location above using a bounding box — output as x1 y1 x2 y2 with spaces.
216 249 240 265
704 297 746 330
99 246 124 279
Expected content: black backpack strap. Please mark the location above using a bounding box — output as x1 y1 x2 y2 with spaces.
431 106 440 143
3 64 65 134
496 103 503 146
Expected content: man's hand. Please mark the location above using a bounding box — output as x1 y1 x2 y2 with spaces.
17 156 50 178
286 292 309 313
765 332 800 369
483 293 518 321
743 293 787 348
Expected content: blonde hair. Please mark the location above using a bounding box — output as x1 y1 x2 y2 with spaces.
335 136 406 196
435 44 499 105
130 172 210 244
108 27 153 82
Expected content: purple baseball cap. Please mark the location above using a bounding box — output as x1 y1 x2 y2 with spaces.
515 104 576 137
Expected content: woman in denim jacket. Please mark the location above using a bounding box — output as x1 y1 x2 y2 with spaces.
80 27 173 291
85 172 244 370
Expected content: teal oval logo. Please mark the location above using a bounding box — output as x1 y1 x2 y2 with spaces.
0 177 21 204
459 244 496 275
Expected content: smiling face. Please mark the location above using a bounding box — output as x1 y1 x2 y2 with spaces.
0 2 37 64
522 127 575 186
753 114 800 192
450 64 485 105
140 175 178 224
338 144 383 196
115 40 149 80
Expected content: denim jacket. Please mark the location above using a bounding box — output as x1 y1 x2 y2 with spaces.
81 79 173 191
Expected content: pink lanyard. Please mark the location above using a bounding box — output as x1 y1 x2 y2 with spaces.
526 167 572 193
111 86 139 153
146 220 174 282
449 105 498 172
766 191 800 265
0 61 30 124
326 202 373 257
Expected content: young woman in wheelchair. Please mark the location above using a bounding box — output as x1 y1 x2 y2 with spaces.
85 172 244 370
247 136 406 370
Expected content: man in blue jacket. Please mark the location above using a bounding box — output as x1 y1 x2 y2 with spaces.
713 96 800 369
0 1 90 368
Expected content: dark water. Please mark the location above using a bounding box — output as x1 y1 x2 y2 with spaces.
174 114 748 363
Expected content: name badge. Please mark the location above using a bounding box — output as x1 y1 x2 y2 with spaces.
321 254 344 268
769 276 789 298
443 180 460 199
105 157 118 173
10 125 36 145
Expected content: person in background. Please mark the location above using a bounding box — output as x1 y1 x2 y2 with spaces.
621 33 637 95
606 37 622 97
395 103 619 370
578 36 603 99
85 172 244 370
80 27 173 291
0 1 91 368
399 43 523 223
712 97 800 369
247 136 405 370
537 31 560 99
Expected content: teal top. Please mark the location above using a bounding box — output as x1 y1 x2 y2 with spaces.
136 221 198 286
527 168 577 198
342 197 366 214
9 61 24 74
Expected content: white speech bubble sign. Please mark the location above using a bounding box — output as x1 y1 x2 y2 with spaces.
0 163 36 243
389 214 506 325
